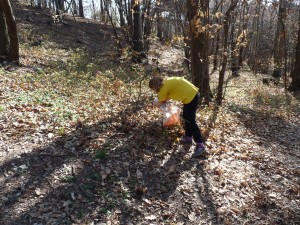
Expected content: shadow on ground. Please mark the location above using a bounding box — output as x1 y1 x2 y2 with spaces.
0 98 219 224
228 104 300 161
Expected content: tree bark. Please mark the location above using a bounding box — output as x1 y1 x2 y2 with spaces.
156 5 163 42
175 1 190 70
116 0 125 26
143 0 152 52
289 7 300 91
187 0 211 103
132 0 144 59
0 3 9 59
78 0 84 18
273 0 287 79
212 0 223 71
0 0 19 62
237 0 249 70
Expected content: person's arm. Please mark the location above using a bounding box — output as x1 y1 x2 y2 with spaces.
153 98 167 108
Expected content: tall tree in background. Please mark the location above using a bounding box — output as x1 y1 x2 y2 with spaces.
156 1 163 42
248 0 261 73
237 0 249 70
289 6 300 91
0 0 19 62
187 0 211 103
143 0 152 52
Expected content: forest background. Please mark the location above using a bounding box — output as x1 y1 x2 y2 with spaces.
0 0 300 224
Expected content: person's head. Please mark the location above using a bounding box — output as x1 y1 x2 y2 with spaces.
149 76 163 93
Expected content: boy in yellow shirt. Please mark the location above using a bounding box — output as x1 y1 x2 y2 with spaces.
149 76 206 157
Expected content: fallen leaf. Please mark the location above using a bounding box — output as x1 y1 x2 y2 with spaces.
145 215 157 220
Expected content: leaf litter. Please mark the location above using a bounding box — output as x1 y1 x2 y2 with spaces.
0 3 300 225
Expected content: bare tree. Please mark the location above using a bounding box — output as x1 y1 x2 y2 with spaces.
216 0 239 105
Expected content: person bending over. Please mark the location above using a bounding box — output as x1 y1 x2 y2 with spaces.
149 76 206 157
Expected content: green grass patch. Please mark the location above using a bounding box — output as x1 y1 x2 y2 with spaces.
61 175 76 183
95 149 108 159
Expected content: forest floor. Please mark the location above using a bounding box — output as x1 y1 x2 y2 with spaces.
1 2 300 225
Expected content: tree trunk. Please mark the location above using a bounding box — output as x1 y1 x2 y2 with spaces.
187 0 211 103
289 8 300 91
0 0 19 63
212 0 223 71
57 0 64 11
127 0 133 28
216 0 238 105
237 0 249 69
78 0 84 18
273 0 287 79
230 17 239 77
156 7 163 42
213 32 220 71
116 0 125 26
91 0 96 19
175 1 190 70
0 3 9 60
72 0 77 15
143 0 152 52
99 0 105 22
132 0 144 59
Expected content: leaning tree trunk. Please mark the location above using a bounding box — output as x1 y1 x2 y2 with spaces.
0 0 19 63
289 7 300 91
187 0 211 103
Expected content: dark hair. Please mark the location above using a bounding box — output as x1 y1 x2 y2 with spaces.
149 76 163 91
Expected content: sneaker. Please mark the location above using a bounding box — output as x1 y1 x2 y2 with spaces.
180 135 193 144
192 143 206 157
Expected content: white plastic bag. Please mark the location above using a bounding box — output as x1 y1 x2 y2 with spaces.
160 104 180 127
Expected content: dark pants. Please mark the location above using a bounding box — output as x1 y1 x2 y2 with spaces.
182 93 203 143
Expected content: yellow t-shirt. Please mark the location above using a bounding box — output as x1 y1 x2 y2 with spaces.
157 77 199 104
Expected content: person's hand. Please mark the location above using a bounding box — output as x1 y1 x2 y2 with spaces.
152 98 160 108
